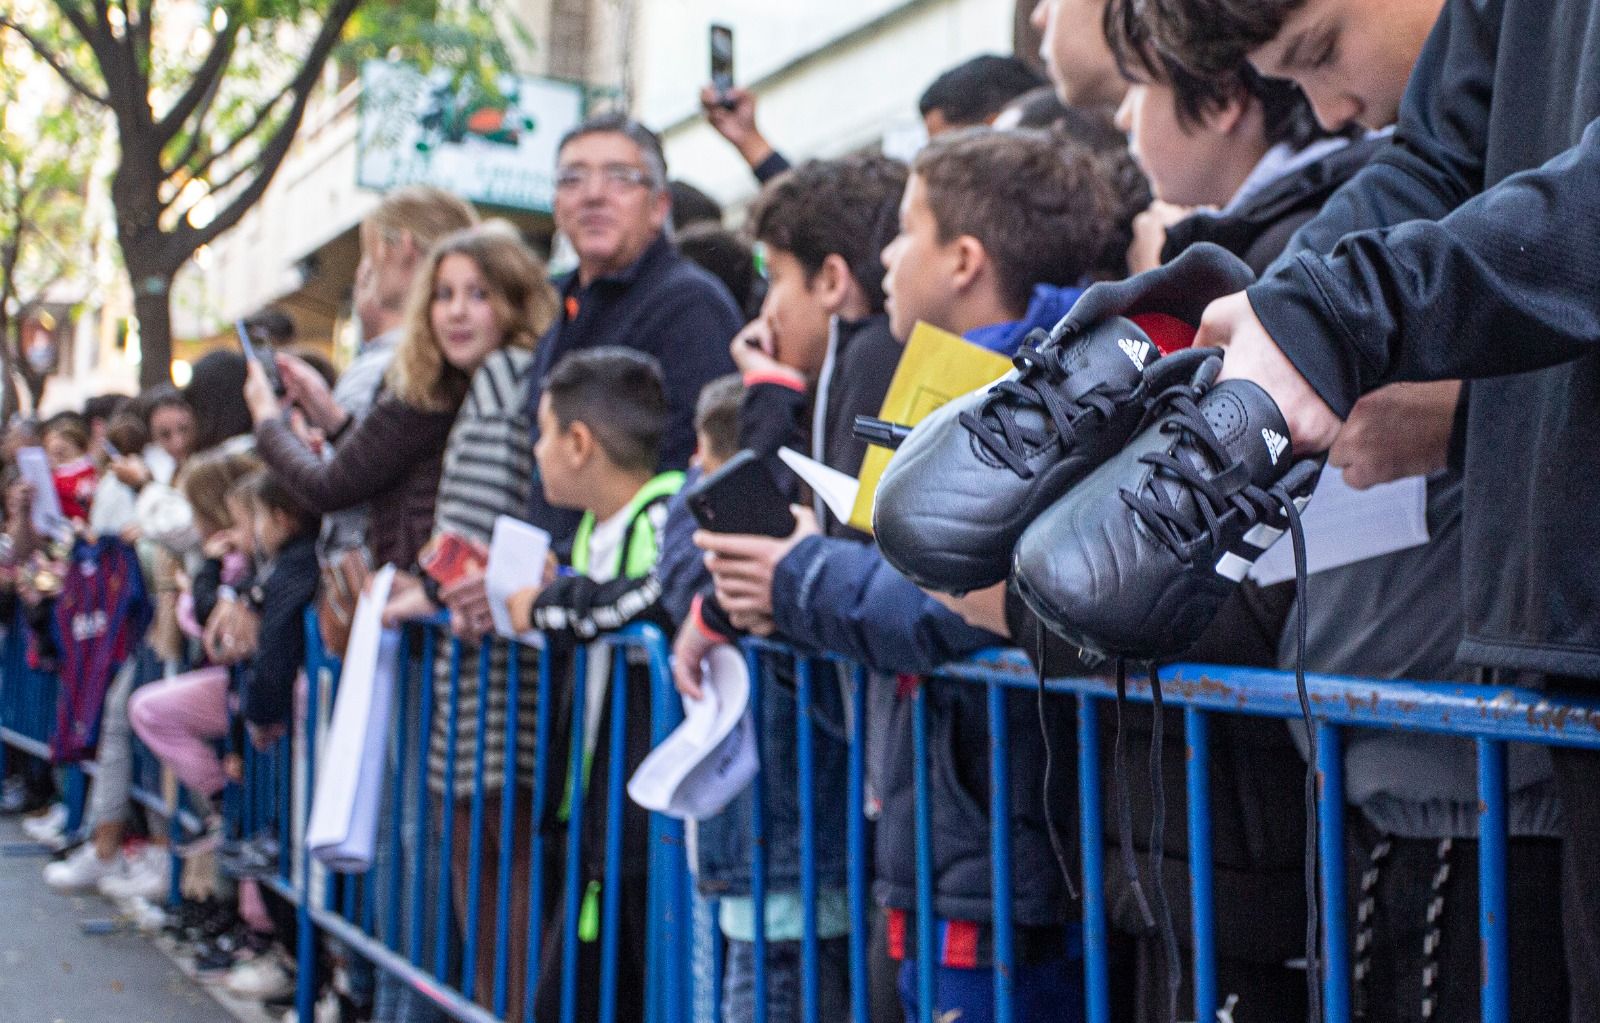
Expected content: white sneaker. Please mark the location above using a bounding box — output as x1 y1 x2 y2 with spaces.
224 949 295 1000
44 844 122 891
280 992 341 1023
126 895 169 932
98 845 171 902
22 803 67 842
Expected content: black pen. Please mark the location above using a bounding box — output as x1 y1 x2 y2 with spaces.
853 416 915 449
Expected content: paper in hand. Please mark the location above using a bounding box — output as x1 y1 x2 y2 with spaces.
15 447 66 540
1249 467 1430 585
486 516 551 645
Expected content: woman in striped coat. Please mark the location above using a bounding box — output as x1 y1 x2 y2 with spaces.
380 221 557 1020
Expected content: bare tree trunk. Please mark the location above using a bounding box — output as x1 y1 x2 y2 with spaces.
129 271 174 389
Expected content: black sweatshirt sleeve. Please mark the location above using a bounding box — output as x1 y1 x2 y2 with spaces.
1245 0 1600 415
242 540 319 726
531 573 673 649
1250 115 1600 417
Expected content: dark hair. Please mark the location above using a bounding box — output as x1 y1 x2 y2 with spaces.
918 54 1046 125
1105 0 1324 148
82 394 127 425
693 373 743 466
676 224 760 319
669 179 724 232
41 411 89 452
243 308 296 348
131 383 189 430
240 469 319 535
184 351 253 452
557 111 668 191
544 347 667 475
913 128 1120 311
104 412 149 457
747 153 909 315
1141 0 1308 79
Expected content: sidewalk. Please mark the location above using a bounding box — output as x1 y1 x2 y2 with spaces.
0 815 249 1023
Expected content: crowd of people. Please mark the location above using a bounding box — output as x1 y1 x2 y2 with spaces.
1 0 1596 1021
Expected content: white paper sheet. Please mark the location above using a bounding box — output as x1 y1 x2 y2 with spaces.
15 447 65 539
307 564 397 872
485 515 551 645
1249 467 1430 585
777 447 859 524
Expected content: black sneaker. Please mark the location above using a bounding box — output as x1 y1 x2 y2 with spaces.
1012 354 1321 661
873 315 1210 594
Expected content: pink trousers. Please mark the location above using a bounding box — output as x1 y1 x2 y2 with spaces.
128 665 232 798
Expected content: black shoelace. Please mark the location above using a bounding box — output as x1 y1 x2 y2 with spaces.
960 331 1123 479
1114 382 1324 1023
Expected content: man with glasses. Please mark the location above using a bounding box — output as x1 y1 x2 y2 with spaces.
532 113 740 540
441 114 740 634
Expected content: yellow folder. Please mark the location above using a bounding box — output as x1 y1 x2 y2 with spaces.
848 321 1014 533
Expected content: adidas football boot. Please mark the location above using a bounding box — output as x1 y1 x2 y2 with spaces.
873 315 1208 593
1012 354 1321 660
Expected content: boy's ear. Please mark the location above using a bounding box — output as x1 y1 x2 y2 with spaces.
814 253 855 313
1203 95 1249 137
949 234 989 294
566 421 596 466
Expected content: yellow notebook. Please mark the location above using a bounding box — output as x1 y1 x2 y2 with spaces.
847 321 1014 533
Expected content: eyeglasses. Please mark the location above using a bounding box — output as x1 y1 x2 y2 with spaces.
554 164 656 193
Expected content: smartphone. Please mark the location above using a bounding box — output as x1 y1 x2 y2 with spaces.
709 24 735 108
101 439 121 461
235 319 284 396
685 450 796 538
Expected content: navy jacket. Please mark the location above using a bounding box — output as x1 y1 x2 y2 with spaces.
1247 0 1600 679
527 233 741 543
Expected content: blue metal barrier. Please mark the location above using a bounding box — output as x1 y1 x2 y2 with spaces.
287 613 688 1023
10 597 1599 1023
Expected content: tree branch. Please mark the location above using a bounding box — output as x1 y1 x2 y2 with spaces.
0 15 109 105
154 25 237 148
164 90 290 206
165 0 364 264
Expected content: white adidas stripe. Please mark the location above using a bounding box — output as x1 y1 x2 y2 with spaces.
1215 551 1254 582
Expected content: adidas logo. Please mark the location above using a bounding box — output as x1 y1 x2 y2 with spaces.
1117 337 1151 368
1261 428 1288 465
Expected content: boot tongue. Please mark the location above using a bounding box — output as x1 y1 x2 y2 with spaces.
983 315 1157 448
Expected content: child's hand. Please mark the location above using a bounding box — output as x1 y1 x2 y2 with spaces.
382 581 437 628
110 455 151 490
202 533 233 560
729 318 806 388
246 721 287 752
925 581 1012 638
671 615 725 702
505 586 539 635
221 753 244 782
441 571 492 639
696 505 819 619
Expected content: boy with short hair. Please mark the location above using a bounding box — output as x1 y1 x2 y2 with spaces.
692 126 1132 1022
505 346 683 1023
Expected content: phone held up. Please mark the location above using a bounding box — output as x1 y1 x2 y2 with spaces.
236 319 285 397
710 24 736 109
685 450 796 539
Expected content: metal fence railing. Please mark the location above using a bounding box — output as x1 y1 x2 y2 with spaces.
5 605 1600 1023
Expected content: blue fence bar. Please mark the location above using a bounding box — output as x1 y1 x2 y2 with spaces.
1317 721 1350 1023
1183 708 1215 1023
987 678 1016 1023
1477 738 1509 1023
845 665 870 1023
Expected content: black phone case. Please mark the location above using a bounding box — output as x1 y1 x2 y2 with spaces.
685 450 796 537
